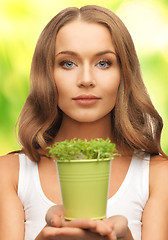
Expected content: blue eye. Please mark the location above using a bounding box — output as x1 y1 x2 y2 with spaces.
60 61 75 69
65 61 74 68
98 60 112 69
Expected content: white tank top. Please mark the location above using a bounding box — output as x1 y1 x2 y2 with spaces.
18 152 150 240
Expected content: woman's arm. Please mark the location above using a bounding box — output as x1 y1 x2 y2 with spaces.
142 155 168 239
0 154 25 240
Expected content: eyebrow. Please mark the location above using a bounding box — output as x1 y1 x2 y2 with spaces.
55 50 116 57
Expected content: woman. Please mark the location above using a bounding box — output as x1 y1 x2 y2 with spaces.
0 5 168 240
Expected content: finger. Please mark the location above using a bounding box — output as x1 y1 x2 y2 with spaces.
91 220 112 236
44 226 110 240
106 215 128 238
103 218 114 229
45 205 64 227
62 218 96 229
43 226 87 238
107 231 117 240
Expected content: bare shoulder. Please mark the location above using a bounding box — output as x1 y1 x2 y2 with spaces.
149 155 168 194
150 154 168 172
0 153 19 170
0 153 19 190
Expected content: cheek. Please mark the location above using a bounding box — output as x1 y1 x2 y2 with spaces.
55 73 68 96
56 83 73 112
103 78 120 98
98 68 120 91
56 84 66 95
54 70 76 97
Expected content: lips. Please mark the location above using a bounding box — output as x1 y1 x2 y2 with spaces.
72 94 101 106
72 94 100 100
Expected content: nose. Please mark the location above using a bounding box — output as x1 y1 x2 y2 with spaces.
77 64 96 88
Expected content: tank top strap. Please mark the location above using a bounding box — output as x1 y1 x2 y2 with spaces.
132 151 150 201
17 153 37 205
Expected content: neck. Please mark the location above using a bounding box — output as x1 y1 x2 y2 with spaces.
54 113 114 142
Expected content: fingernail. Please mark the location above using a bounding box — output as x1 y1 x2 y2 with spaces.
112 232 117 240
50 219 54 226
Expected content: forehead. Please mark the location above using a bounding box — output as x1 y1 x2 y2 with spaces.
55 20 115 54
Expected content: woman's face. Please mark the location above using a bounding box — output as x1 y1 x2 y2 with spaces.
54 20 120 123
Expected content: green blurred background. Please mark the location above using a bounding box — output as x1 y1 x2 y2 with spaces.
0 0 168 155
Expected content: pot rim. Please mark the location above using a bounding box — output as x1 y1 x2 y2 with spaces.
54 157 114 163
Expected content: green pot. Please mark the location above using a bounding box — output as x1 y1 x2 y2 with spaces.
56 158 111 220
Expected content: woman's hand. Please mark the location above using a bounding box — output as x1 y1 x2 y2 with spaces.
35 205 133 240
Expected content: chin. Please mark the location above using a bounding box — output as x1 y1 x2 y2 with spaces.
71 114 108 123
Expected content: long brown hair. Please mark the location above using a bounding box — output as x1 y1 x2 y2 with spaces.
17 5 166 161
